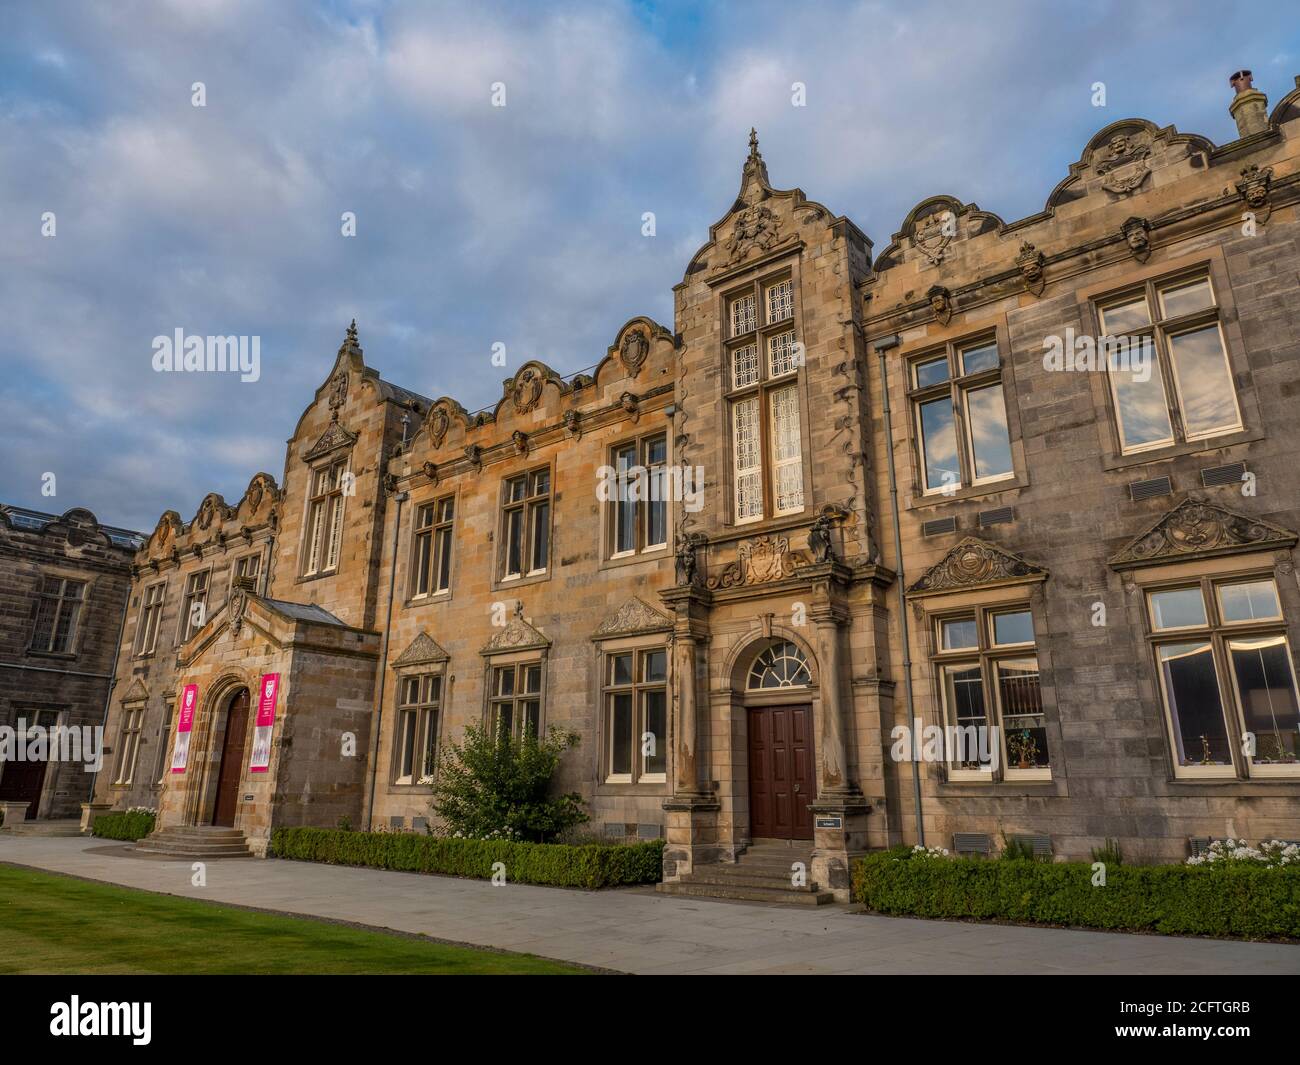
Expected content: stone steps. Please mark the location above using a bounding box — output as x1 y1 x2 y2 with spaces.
657 843 832 906
134 826 253 858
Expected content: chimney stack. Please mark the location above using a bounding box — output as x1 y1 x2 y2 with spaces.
1229 70 1269 138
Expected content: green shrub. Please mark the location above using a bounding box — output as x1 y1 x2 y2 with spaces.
430 723 588 843
1091 838 1123 866
852 848 1300 939
270 827 664 889
91 810 156 841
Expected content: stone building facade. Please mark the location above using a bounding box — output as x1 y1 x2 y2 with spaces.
91 71 1300 891
0 505 140 821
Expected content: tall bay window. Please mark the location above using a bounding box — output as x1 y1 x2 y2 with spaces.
489 662 543 739
726 276 805 523
1098 272 1242 454
395 673 442 784
911 337 1014 495
603 648 668 783
179 569 210 642
304 459 347 576
933 605 1049 781
610 433 668 558
500 469 551 581
135 582 166 656
411 497 455 598
114 704 144 785
30 576 86 655
1147 576 1299 779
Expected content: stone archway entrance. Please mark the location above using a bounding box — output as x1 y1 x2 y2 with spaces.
211 688 249 827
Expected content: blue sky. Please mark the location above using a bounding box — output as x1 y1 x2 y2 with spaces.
3 0 1297 531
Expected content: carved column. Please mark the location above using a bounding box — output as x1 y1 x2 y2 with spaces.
813 606 851 796
674 633 702 795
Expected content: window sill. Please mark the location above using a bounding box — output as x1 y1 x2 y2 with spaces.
935 775 1068 798
907 476 1028 512
1101 427 1264 473
491 570 551 593
26 650 78 662
404 591 453 609
600 547 670 574
594 781 671 798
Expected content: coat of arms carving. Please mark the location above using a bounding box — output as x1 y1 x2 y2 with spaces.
426 405 451 448
707 535 802 589
914 209 955 265
1096 133 1151 195
619 329 649 377
511 367 543 414
724 203 781 263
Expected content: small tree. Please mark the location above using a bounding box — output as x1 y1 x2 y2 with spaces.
429 723 588 842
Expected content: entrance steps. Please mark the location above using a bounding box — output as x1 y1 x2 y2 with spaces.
133 825 254 858
657 842 833 906
2 818 82 837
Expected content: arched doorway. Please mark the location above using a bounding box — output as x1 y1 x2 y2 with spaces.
743 639 814 841
211 688 250 827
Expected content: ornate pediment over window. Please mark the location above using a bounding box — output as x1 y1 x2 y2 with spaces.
907 537 1048 598
392 631 449 668
591 597 673 640
121 678 149 704
1108 498 1297 570
304 420 358 461
480 614 551 655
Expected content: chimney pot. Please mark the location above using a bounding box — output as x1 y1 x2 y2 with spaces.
1228 69 1269 138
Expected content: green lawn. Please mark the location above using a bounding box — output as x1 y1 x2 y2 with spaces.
0 865 585 974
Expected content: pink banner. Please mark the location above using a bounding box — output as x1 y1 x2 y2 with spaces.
170 683 198 774
249 672 279 772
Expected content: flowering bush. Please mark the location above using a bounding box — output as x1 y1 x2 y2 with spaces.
911 844 950 858
1186 838 1300 867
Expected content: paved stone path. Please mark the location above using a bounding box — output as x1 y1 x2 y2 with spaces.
3 836 1297 974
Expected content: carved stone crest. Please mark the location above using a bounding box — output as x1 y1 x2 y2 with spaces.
426 405 451 448
511 367 544 414
1016 241 1046 297
707 535 803 590
1097 133 1152 195
328 371 348 415
1108 498 1297 569
229 588 249 636
907 537 1047 597
914 209 955 265
1121 216 1152 263
724 203 781 263
481 615 551 654
620 328 649 377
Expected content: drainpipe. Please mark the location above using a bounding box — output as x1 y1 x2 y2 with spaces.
876 335 924 848
364 488 406 830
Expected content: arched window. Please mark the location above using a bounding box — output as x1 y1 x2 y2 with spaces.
747 640 811 690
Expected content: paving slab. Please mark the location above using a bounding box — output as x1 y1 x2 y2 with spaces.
1 837 1296 975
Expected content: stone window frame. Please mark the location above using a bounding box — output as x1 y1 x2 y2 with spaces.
721 265 811 527
1135 562 1300 782
392 667 445 786
176 565 212 646
408 492 457 603
494 463 553 589
482 650 547 741
910 580 1065 794
1076 250 1264 472
1092 266 1242 456
152 697 175 788
927 600 1052 783
299 456 350 579
27 571 89 659
599 642 669 786
133 579 168 658
0 707 62 812
906 330 1017 498
602 428 671 565
113 698 146 787
233 551 262 590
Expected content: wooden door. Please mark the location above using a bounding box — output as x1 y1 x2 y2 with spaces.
0 757 47 811
211 689 249 827
747 704 813 840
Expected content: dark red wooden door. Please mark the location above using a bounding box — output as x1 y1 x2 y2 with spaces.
747 705 813 840
211 689 249 827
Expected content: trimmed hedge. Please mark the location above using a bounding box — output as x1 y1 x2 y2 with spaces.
91 810 156 842
852 848 1300 939
270 827 664 889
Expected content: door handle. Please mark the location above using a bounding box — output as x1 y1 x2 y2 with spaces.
793 784 800 792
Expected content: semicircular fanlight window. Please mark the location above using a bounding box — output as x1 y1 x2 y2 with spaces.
747 640 811 690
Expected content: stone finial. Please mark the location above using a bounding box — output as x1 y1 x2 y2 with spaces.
1228 69 1269 138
